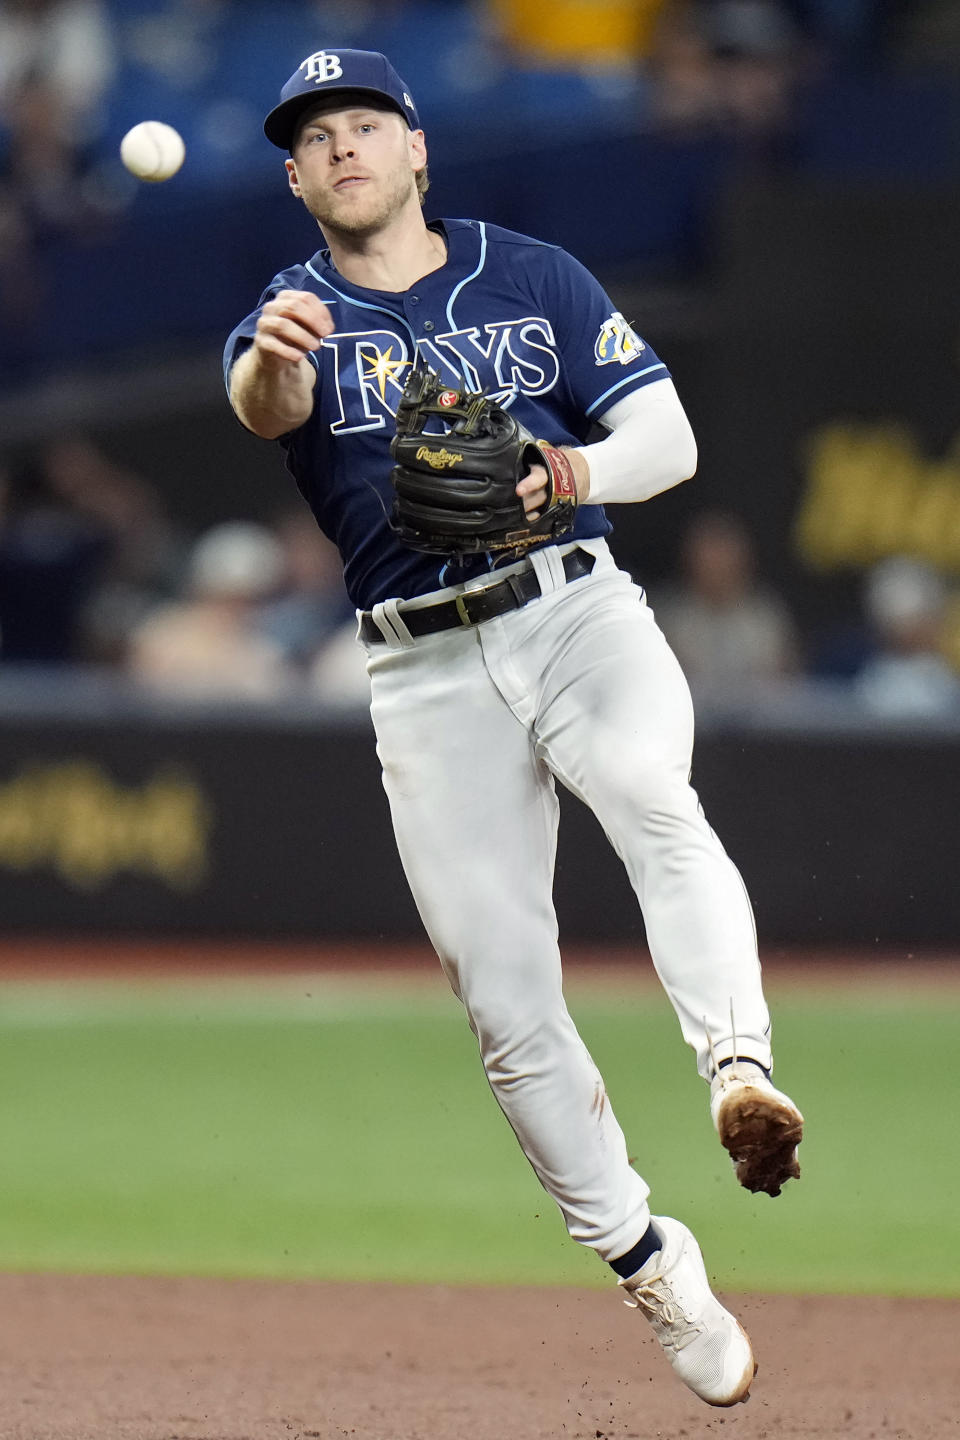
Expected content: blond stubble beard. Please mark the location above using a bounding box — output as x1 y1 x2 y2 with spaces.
301 162 418 239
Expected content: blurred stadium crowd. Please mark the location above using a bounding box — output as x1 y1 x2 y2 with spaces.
3 0 959 373
2 430 957 720
1 0 959 722
2 0 954 222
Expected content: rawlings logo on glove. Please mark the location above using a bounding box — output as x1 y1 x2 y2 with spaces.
415 446 465 470
388 365 579 559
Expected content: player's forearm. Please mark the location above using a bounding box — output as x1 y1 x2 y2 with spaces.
229 346 316 438
574 380 697 505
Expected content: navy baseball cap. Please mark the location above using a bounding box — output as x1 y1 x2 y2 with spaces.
264 48 421 150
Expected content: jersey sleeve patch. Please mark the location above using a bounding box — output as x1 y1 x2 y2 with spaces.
594 311 646 367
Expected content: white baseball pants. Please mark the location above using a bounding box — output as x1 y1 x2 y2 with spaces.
362 539 772 1263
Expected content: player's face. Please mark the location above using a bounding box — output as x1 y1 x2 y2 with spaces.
286 104 425 238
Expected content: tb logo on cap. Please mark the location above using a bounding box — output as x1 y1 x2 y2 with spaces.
301 51 343 84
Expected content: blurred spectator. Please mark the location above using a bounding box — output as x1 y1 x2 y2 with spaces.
38 433 189 665
853 556 960 720
127 519 297 699
653 509 801 697
647 3 719 128
2 75 101 236
0 452 112 664
308 620 371 710
0 1 117 337
648 0 810 139
251 506 370 707
708 0 806 134
0 1 116 227
254 506 354 672
0 1 115 127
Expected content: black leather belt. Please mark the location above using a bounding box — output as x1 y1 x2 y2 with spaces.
360 548 596 643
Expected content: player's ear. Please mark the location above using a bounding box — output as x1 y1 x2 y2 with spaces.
408 128 427 173
285 157 302 198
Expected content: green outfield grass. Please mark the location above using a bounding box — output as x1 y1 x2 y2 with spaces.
0 968 956 1296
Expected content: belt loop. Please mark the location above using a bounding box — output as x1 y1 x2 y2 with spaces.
371 599 416 649
529 545 567 595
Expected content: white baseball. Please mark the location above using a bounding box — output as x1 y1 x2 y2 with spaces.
120 121 186 182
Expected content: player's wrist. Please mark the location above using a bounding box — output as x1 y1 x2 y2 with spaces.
252 339 308 373
231 346 314 438
560 446 591 504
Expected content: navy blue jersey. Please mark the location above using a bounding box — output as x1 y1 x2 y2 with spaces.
224 218 670 610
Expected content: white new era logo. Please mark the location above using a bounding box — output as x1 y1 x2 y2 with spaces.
301 51 343 83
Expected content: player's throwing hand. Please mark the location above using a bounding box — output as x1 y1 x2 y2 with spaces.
231 289 335 437
253 289 336 368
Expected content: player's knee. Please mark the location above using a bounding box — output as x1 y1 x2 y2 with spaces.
602 760 696 825
462 985 569 1069
479 1014 572 1088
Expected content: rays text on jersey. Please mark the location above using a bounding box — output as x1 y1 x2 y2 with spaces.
322 317 562 434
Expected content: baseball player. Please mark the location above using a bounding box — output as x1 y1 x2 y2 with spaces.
225 47 804 1408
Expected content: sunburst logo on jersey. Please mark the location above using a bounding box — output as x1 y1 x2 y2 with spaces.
360 345 411 402
594 311 646 367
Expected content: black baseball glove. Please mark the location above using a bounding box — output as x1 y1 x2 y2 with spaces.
388 366 579 558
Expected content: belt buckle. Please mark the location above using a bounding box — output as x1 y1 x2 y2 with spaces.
455 592 474 626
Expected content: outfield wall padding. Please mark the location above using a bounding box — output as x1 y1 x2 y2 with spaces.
0 706 955 946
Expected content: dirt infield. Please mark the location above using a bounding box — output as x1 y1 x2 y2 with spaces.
0 1273 954 1440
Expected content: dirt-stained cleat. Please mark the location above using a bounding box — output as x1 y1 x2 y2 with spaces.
711 1061 804 1197
619 1215 756 1407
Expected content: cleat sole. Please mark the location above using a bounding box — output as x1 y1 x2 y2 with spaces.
717 1093 803 1197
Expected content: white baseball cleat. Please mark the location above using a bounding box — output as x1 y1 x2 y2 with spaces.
710 1061 804 1197
619 1215 756 1407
